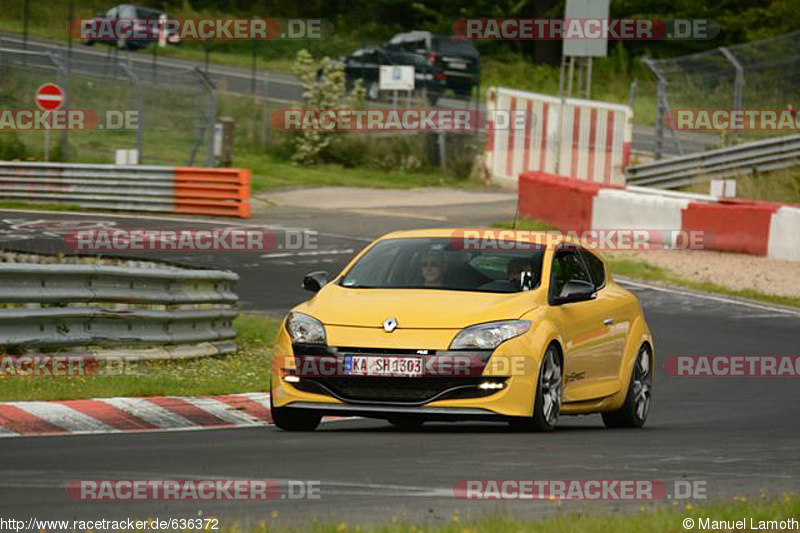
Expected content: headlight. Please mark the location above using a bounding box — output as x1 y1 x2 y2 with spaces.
449 320 530 350
286 312 326 344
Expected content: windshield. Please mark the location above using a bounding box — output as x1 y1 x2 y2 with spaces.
339 238 544 293
436 37 479 58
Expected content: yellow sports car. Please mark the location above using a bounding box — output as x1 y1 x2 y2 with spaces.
270 229 654 432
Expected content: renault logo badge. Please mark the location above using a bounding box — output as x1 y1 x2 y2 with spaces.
383 317 398 333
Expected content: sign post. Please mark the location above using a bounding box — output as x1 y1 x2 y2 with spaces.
380 65 415 107
35 83 64 162
556 0 609 174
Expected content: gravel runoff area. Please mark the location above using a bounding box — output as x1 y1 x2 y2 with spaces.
607 249 800 299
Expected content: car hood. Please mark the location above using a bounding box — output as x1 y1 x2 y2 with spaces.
296 284 539 329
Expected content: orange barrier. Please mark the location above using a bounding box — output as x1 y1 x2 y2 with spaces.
518 172 604 234
174 168 250 218
682 201 778 256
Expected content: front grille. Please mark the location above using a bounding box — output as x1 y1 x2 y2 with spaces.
290 345 499 405
298 376 504 404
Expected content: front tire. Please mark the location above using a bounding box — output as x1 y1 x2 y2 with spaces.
602 345 652 429
509 345 561 432
270 393 321 431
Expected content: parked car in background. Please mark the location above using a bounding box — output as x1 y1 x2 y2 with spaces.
385 31 480 99
332 46 446 104
82 4 179 51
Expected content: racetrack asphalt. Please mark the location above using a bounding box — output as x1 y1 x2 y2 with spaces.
0 205 798 528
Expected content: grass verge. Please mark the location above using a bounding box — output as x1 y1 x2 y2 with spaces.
682 168 800 205
0 201 85 212
492 218 800 309
243 151 482 193
0 314 280 402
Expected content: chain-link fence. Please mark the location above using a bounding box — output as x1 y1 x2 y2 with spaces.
644 30 800 159
0 38 216 166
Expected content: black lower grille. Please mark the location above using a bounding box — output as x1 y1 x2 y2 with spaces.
298 376 500 404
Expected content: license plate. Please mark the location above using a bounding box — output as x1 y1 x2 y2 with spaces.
345 355 424 377
449 61 467 69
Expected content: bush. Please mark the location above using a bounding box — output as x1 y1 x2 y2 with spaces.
289 49 364 165
0 132 28 160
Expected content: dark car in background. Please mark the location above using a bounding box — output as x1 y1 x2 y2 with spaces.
335 46 446 104
385 31 480 99
82 4 179 51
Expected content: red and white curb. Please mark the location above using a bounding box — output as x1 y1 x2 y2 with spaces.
0 393 285 438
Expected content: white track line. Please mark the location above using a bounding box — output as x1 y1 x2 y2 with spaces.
103 398 196 429
618 278 800 317
261 249 354 259
11 402 117 433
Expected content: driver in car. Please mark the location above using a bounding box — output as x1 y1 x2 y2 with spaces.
421 251 447 287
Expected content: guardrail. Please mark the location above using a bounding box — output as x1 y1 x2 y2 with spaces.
0 262 240 360
626 134 800 189
0 162 250 218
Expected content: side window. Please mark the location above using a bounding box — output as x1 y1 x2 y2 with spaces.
581 251 606 290
551 250 592 299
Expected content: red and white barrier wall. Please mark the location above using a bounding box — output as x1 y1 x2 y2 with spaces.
486 87 632 188
518 172 800 261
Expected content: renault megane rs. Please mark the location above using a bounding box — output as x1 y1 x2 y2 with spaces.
270 229 654 432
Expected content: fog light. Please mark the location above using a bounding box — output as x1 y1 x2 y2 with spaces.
478 381 505 390
284 375 300 383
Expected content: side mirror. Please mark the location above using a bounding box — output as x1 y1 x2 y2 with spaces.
554 280 596 305
302 271 329 293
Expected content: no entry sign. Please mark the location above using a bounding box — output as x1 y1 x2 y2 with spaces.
35 83 64 111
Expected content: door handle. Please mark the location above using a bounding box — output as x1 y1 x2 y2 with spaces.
603 318 614 326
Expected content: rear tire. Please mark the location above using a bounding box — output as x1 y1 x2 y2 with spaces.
508 345 561 432
602 345 652 429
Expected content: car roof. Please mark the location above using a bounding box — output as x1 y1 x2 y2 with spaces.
377 228 585 248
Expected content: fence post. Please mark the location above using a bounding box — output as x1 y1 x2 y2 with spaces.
119 63 143 163
49 52 70 161
192 68 218 167
719 46 745 141
643 58 667 161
